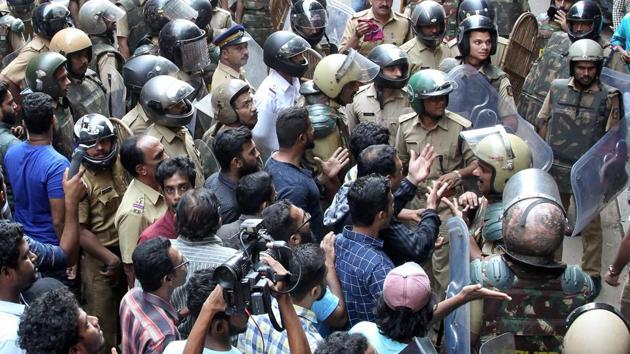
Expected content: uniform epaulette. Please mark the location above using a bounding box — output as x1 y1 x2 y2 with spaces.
398 111 416 123
355 83 372 94
351 9 369 19
214 7 231 16
446 111 472 128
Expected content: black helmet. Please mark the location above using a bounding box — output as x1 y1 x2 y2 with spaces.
73 114 118 169
7 0 35 20
457 0 495 24
123 54 179 95
159 19 209 73
566 0 602 42
290 0 328 47
263 30 311 77
144 0 198 34
457 14 497 57
32 2 71 39
184 0 213 29
367 44 409 89
410 0 446 48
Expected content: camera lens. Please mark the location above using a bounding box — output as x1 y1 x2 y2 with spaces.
214 252 250 289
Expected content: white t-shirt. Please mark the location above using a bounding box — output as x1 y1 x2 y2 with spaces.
0 300 26 354
163 340 242 354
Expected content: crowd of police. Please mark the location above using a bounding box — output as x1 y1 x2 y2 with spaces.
0 0 629 352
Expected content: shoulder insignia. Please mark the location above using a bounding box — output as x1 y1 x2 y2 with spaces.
100 186 113 195
398 111 417 123
446 111 472 128
131 196 145 214
355 84 371 94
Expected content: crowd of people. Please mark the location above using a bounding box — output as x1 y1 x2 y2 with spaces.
0 0 629 352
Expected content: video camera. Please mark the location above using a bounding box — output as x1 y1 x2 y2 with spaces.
213 219 293 330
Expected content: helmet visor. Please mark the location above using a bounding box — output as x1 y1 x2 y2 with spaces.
291 9 328 29
165 80 195 103
180 35 210 73
337 49 379 83
100 3 125 22
278 35 311 59
460 125 514 161
162 0 198 22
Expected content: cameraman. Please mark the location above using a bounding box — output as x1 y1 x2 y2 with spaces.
184 255 313 354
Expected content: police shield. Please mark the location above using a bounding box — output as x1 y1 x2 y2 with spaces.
445 216 471 354
284 0 353 50
447 64 553 171
600 67 630 115
570 116 630 236
243 38 266 90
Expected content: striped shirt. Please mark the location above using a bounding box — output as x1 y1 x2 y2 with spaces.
119 288 180 354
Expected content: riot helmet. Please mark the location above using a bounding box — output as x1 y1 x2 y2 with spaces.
367 44 409 90
300 80 329 105
263 30 311 77
407 69 456 115
78 0 125 37
457 14 497 57
7 0 35 21
73 114 118 169
123 54 179 107
139 75 196 127
144 0 198 35
290 0 328 47
564 303 630 354
32 2 71 39
457 0 494 23
313 49 379 100
461 125 533 194
410 0 446 48
159 19 209 73
211 79 253 125
566 0 602 42
183 0 213 29
25 52 68 98
568 38 603 77
49 28 93 78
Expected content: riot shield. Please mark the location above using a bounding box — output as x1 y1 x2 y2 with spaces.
479 333 516 354
195 137 219 178
194 92 214 129
570 116 630 236
447 64 553 171
243 38 266 90
500 12 538 103
103 69 126 119
600 67 630 115
444 216 471 354
283 0 354 50
1 44 23 69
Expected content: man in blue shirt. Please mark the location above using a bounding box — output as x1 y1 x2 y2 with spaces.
4 93 69 246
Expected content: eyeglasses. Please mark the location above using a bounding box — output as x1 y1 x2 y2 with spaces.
173 255 189 271
293 211 311 235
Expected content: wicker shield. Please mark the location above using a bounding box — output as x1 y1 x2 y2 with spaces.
271 0 292 31
110 117 134 142
500 12 538 104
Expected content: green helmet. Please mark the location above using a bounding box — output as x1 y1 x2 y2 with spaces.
407 69 455 114
568 38 604 77
474 133 533 193
25 52 67 98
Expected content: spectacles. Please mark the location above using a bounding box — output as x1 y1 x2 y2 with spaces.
173 255 189 271
293 211 311 235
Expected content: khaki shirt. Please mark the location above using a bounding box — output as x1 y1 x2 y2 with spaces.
345 83 412 144
478 63 515 113
115 178 167 263
400 38 453 74
447 35 509 66
395 110 475 190
78 159 130 246
211 61 249 91
340 8 412 56
1 35 49 87
209 8 235 41
121 103 150 136
146 123 206 187
115 0 147 38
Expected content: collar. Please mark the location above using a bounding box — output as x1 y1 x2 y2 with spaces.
151 123 181 144
342 225 384 248
141 290 179 321
269 69 300 93
367 83 405 101
131 178 163 205
568 77 601 93
0 300 25 315
366 8 395 25
416 114 449 131
136 104 150 123
175 234 224 245
270 300 318 324
218 61 243 79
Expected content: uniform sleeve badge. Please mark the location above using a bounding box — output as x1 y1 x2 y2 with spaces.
132 196 145 214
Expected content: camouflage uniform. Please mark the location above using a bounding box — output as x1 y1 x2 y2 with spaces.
535 13 563 59
241 0 273 46
488 0 529 38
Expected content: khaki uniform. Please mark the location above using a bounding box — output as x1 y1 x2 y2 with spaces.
121 103 151 136
211 61 249 91
115 178 167 263
447 36 509 67
400 37 453 75
209 7 235 41
340 8 413 56
479 63 515 115
146 123 205 187
78 160 129 350
395 110 475 295
345 82 412 143
0 35 49 87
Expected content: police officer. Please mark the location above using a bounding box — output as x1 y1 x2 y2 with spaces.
77 0 127 118
24 52 73 158
49 28 109 120
5 0 34 39
458 15 515 108
536 0 574 55
205 79 257 139
0 8 25 71
116 0 150 58
143 0 199 50
473 168 595 352
537 39 622 292
395 69 477 295
401 1 454 75
211 24 253 91
488 0 529 38
74 113 129 352
346 44 413 142
564 303 630 353
0 2 69 92
339 0 413 56
121 55 180 135
208 0 235 41
142 75 206 186
290 0 332 56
